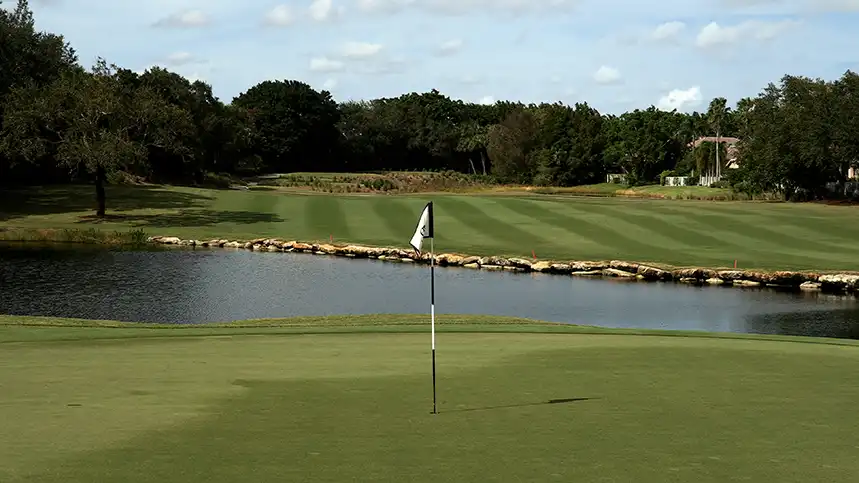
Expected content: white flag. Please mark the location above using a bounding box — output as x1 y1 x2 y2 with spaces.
409 202 433 256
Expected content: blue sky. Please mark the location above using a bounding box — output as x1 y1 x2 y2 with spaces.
9 0 859 114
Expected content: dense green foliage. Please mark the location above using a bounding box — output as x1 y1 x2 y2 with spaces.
2 1 858 209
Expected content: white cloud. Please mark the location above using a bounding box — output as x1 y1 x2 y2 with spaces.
478 95 495 104
593 65 621 84
651 21 685 41
696 19 798 48
153 9 209 28
436 38 463 55
340 41 383 58
309 0 344 21
310 57 344 72
164 52 194 65
264 5 294 26
323 78 338 89
657 86 702 111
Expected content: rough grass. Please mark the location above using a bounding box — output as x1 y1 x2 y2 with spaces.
530 182 764 200
1 314 859 483
4 184 859 271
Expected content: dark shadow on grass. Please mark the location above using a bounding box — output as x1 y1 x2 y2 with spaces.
443 397 595 414
0 184 214 221
75 209 285 228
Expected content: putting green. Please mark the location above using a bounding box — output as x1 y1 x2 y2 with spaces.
2 315 859 482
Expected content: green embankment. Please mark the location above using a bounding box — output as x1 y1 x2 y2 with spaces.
1 314 858 482
3 184 859 271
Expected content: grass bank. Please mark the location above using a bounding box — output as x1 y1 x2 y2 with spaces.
3 184 859 271
1 314 858 482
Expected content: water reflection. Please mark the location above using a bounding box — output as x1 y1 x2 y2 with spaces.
2 243 859 339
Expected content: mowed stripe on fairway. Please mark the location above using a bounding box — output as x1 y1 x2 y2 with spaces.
436 197 554 256
495 197 685 262
303 194 353 241
367 197 426 243
6 332 859 483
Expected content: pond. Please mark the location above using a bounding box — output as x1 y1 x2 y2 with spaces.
2 243 859 339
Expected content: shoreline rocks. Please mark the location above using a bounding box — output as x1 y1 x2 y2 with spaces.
146 235 859 296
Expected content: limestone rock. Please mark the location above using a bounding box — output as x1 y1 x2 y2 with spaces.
154 236 181 244
765 271 808 286
705 278 725 285
243 242 253 249
800 281 822 291
717 270 745 281
463 263 480 269
603 268 636 278
481 265 504 271
571 261 606 271
637 265 672 281
316 244 336 253
530 261 553 272
461 256 480 265
292 242 313 251
436 254 466 266
609 260 639 272
224 241 242 248
819 274 859 291
479 256 509 267
571 270 602 276
503 266 525 272
507 258 533 269
679 277 699 284
549 263 573 274
673 268 704 280
267 245 280 252
733 280 761 287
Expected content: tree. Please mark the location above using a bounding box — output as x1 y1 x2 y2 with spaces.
0 0 78 183
0 59 192 215
233 80 340 173
486 108 539 183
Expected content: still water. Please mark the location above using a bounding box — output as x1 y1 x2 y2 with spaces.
2 244 859 339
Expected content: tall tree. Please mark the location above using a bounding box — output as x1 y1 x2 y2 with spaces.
233 80 340 173
0 59 192 215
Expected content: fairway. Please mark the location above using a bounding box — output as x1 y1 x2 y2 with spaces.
4 185 859 270
2 315 859 482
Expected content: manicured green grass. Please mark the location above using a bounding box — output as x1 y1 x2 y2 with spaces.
1 314 858 482
3 184 859 270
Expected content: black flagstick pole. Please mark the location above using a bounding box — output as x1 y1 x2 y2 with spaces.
431 235 437 415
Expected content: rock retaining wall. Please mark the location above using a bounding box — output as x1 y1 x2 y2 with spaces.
147 236 859 294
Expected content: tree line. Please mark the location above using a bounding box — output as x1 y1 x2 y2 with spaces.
2 0 858 213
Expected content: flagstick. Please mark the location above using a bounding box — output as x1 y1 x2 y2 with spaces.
431 236 437 415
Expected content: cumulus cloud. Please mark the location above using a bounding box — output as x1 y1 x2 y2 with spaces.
310 57 344 72
153 9 209 28
651 21 685 41
478 95 495 104
323 78 338 89
309 0 344 21
340 41 383 59
436 39 463 55
657 86 702 111
696 19 799 47
263 5 294 26
593 65 621 84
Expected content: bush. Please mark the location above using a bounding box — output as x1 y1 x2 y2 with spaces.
709 180 730 189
